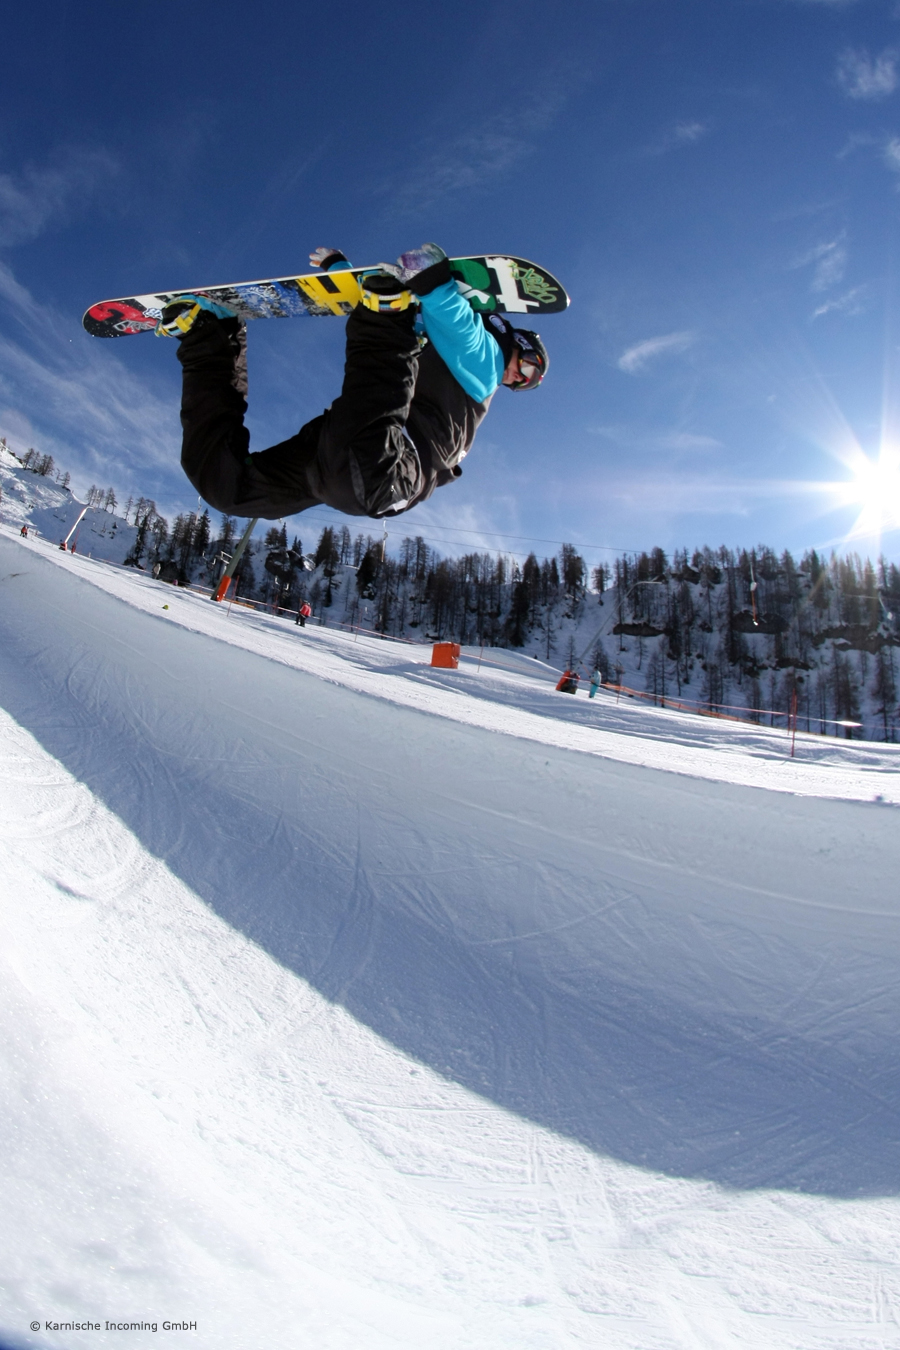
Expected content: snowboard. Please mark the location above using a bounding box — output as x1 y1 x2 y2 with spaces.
82 256 569 338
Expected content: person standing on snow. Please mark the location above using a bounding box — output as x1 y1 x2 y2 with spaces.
155 244 548 524
589 667 601 698
295 600 312 628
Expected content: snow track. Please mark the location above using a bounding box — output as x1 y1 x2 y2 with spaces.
1 531 900 1348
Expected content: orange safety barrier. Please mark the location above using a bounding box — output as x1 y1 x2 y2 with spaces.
431 642 461 669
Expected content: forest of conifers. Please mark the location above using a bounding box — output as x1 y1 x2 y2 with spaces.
124 504 900 742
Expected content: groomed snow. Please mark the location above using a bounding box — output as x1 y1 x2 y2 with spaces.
1 527 900 1349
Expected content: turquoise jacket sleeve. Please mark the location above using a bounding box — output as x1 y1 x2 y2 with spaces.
418 281 505 403
324 259 504 401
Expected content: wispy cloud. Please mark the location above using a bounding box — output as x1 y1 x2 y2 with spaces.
380 84 571 214
644 121 710 157
837 47 899 100
0 263 34 311
563 466 850 528
655 432 723 452
0 260 182 509
617 331 696 375
588 424 723 453
836 131 880 161
0 148 118 248
812 285 868 319
792 236 847 291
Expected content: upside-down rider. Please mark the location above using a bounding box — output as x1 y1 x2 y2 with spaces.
156 243 549 522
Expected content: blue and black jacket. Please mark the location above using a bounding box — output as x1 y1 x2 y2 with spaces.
321 253 516 510
176 254 516 523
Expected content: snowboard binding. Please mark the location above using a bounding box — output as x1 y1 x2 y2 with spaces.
356 271 418 314
155 294 237 338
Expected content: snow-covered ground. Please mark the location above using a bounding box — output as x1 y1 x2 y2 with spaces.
2 525 900 1350
0 444 137 566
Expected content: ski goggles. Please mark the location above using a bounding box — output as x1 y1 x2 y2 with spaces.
510 353 545 391
508 333 546 391
512 356 542 388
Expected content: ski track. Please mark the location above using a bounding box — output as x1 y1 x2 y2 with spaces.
1 530 900 1349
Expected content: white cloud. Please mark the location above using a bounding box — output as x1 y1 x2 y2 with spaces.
672 122 707 144
569 469 846 523
836 131 879 160
812 285 868 319
793 237 847 292
837 47 899 100
644 121 710 156
617 331 697 374
0 260 183 510
812 243 846 291
0 147 118 249
380 81 574 213
0 261 34 310
655 432 724 452
587 424 722 452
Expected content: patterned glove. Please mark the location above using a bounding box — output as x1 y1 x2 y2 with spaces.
309 247 350 272
395 243 447 281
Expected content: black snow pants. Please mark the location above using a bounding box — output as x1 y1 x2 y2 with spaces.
176 306 425 521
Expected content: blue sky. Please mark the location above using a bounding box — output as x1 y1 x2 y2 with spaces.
3 0 900 566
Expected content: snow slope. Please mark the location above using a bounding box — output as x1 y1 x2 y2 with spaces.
2 527 900 1349
0 445 137 564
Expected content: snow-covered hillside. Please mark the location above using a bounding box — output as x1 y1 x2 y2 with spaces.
4 439 899 744
0 444 138 565
2 527 900 1349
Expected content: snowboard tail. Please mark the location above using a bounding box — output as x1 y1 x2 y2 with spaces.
83 256 569 338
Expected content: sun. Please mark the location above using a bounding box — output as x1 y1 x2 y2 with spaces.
838 445 900 540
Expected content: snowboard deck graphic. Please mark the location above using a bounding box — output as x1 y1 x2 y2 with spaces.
83 256 569 338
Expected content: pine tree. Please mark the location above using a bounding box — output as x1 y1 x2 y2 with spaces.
872 646 898 742
830 648 861 736
149 513 169 563
507 576 530 646
218 515 236 553
355 547 379 598
124 511 150 567
177 512 197 574
314 526 339 575
194 509 211 558
560 543 586 600
591 563 608 598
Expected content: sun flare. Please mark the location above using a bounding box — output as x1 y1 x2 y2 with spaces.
839 446 900 540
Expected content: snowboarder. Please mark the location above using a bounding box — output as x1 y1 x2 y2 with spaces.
589 667 601 698
20 524 28 537
296 600 312 627
157 244 548 524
